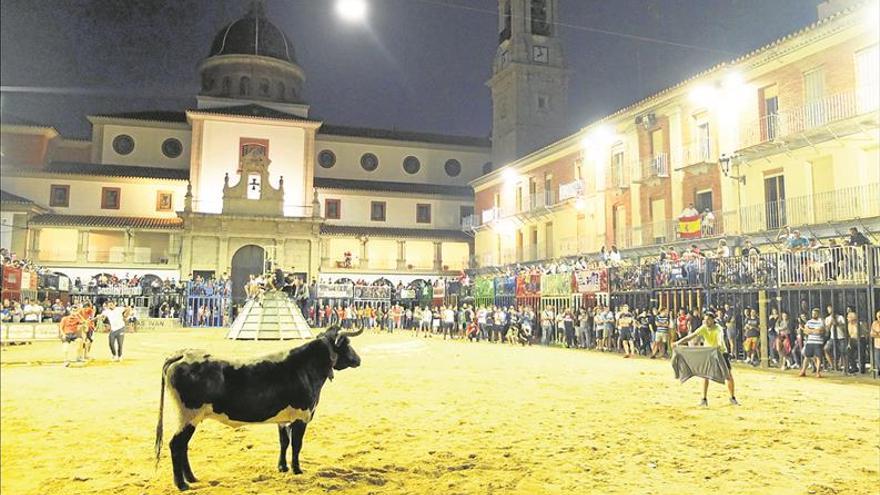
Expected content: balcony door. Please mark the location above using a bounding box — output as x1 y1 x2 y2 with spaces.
759 85 779 142
764 175 786 230
803 68 826 128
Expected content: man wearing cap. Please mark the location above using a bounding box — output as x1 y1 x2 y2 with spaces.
674 310 739 407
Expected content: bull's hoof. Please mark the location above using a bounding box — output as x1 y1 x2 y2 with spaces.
278 465 289 473
293 467 303 475
175 481 190 491
184 474 198 483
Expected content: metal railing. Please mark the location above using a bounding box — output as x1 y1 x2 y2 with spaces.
777 246 869 286
639 152 669 179
740 84 880 149
675 141 715 167
461 214 480 230
738 183 880 234
608 159 631 189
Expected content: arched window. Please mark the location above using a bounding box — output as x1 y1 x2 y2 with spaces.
277 82 286 100
221 77 231 96
240 76 251 96
259 78 270 96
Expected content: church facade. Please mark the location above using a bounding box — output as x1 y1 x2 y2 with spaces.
0 1 493 295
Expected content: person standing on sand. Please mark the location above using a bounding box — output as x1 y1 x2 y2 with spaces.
674 311 739 407
800 308 826 378
101 300 128 362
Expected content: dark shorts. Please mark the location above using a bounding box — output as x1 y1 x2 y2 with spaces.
804 343 823 358
62 332 81 343
620 328 633 340
823 339 846 355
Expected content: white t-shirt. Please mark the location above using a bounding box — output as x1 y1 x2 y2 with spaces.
103 307 127 331
23 304 42 322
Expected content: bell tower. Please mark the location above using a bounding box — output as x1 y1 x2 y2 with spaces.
488 0 568 168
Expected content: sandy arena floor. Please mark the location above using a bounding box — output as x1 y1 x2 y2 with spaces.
1 329 878 495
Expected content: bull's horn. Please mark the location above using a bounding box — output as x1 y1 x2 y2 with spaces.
337 327 364 338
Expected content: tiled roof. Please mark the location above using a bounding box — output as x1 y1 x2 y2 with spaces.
45 162 189 181
0 114 58 130
321 224 471 242
190 104 320 123
91 110 188 123
0 190 34 204
319 124 490 147
29 214 183 230
314 177 473 198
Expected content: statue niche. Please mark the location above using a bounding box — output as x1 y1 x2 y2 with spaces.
222 147 285 216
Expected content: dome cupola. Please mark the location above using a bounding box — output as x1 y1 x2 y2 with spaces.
198 0 305 105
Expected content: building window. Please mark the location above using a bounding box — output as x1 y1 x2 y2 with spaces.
221 77 231 95
416 204 432 224
277 81 286 100
371 201 386 221
531 0 551 35
318 149 336 168
240 76 251 96
695 190 713 213
855 44 879 112
112 134 135 155
537 95 548 110
246 174 262 200
259 78 270 96
482 162 493 175
360 153 379 172
460 205 474 222
49 185 70 207
325 199 341 219
240 138 269 158
101 187 121 210
161 138 183 158
403 156 421 174
156 191 174 212
444 159 461 177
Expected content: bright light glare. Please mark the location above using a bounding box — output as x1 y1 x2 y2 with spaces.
589 125 615 145
722 72 745 91
494 219 516 235
502 167 519 184
336 0 367 22
574 198 586 211
689 84 717 107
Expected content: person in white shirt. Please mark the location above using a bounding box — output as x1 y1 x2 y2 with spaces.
702 209 716 235
680 203 699 218
22 299 43 322
101 300 129 362
443 306 455 340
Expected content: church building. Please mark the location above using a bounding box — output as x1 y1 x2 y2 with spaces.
0 1 515 299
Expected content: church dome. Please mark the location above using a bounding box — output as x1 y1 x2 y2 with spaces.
209 1 296 64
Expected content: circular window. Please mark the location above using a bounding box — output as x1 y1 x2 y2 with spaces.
112 134 135 155
161 138 183 158
482 162 493 175
360 153 379 172
318 149 336 169
403 156 421 174
444 158 462 177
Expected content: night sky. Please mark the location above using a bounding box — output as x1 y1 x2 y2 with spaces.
0 0 818 140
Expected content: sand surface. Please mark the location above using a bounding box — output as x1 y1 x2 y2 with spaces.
1 329 878 495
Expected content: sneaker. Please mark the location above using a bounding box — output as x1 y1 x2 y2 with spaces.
699 399 708 407
117 356 123 362
729 397 740 406
111 355 118 362
63 361 70 368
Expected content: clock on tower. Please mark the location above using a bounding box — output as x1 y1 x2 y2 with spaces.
488 0 568 168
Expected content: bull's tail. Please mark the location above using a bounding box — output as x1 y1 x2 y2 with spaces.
155 351 186 469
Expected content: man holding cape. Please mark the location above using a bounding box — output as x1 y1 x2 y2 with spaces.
673 311 740 407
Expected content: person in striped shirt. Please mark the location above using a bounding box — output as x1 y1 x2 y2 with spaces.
650 307 671 359
799 308 826 378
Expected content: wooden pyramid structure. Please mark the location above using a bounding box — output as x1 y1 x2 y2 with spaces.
226 290 313 340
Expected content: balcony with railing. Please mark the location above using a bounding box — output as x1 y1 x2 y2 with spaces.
738 182 880 233
676 141 716 168
636 152 670 181
738 84 880 155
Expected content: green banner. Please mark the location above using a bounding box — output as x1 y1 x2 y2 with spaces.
474 276 496 299
540 273 573 296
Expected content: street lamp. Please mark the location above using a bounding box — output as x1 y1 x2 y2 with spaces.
719 153 745 184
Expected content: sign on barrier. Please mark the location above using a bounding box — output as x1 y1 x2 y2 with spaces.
1 323 60 342
541 273 573 296
575 269 608 293
318 283 353 299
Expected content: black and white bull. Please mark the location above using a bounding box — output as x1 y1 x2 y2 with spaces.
154 326 363 491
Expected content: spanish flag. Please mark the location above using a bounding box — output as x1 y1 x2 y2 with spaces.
678 214 702 239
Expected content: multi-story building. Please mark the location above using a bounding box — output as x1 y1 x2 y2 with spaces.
470 0 879 267
0 1 490 301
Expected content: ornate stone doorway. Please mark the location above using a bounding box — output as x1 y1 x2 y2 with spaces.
231 245 265 304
